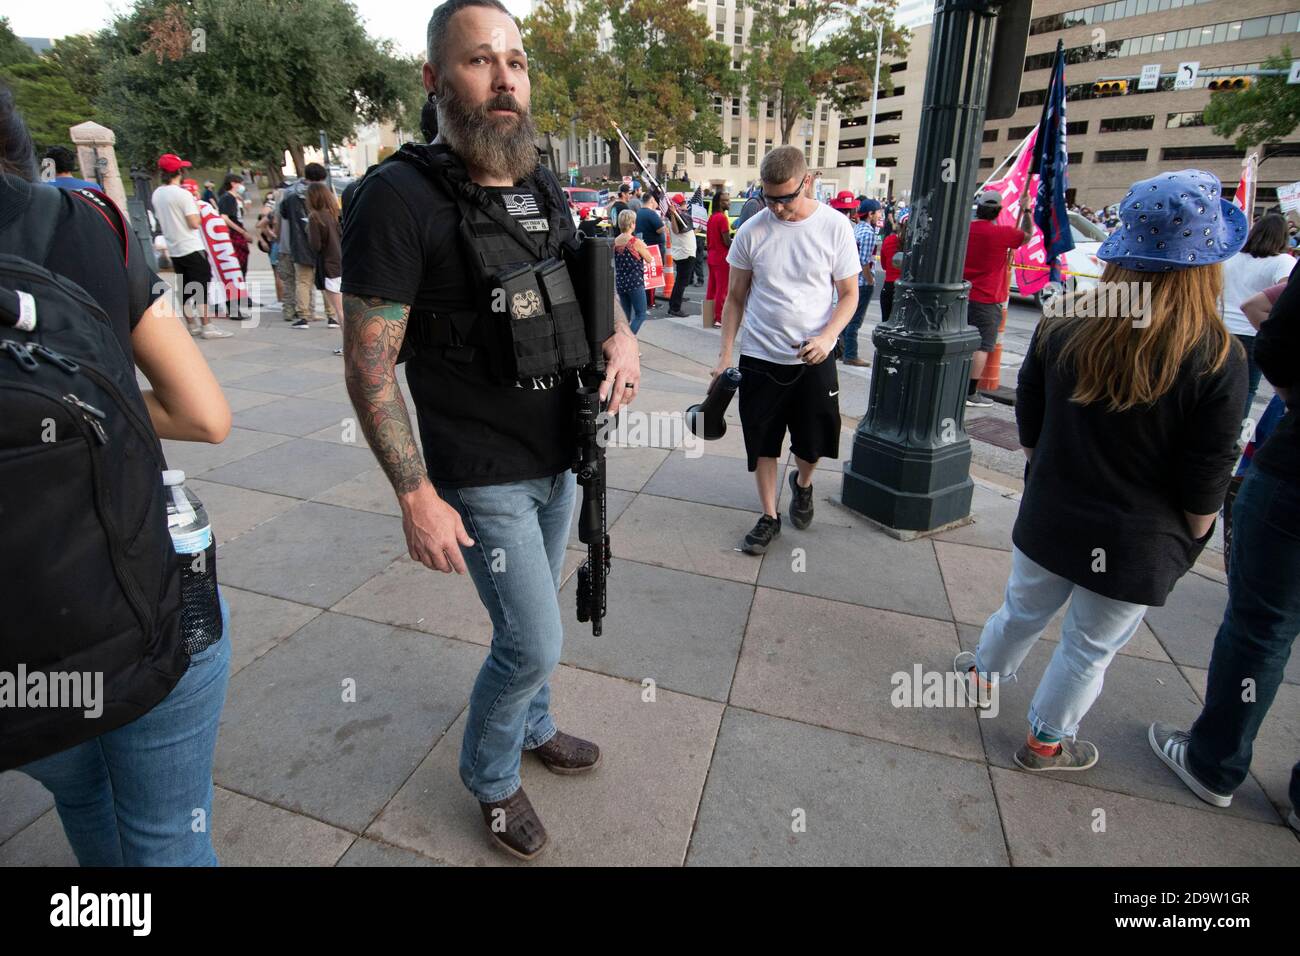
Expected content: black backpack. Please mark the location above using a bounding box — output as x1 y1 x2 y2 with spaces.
0 183 186 771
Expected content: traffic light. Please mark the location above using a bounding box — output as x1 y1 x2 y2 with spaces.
1207 76 1252 92
1092 80 1128 97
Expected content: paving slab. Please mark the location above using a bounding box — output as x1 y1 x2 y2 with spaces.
1180 665 1299 818
301 382 353 404
0 771 53 845
231 396 358 439
757 520 953 622
233 366 347 397
609 493 767 585
216 386 283 413
935 540 1014 627
222 585 322 677
213 613 484 832
687 707 1007 866
202 357 278 386
961 637 1281 825
990 768 1300 866
559 558 753 702
215 502 407 608
366 664 724 866
213 787 355 866
336 838 444 867
932 484 1020 551
1146 573 1300 685
605 445 670 492
231 343 337 367
189 479 299 545
644 449 784 513
201 437 376 501
313 468 401 516
161 427 290 478
731 589 982 760
304 422 373 450
0 811 76 866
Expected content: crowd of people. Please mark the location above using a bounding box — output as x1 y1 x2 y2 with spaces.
2 0 1297 868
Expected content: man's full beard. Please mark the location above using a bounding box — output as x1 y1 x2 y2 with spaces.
436 81 539 184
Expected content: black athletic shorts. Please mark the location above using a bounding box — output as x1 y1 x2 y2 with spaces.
737 354 841 472
967 300 1001 351
172 250 211 309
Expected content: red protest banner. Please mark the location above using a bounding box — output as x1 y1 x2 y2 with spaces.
197 199 248 307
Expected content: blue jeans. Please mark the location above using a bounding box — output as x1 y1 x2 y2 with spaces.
1189 466 1300 804
975 546 1148 739
618 287 648 334
18 592 232 866
840 283 874 360
438 472 576 803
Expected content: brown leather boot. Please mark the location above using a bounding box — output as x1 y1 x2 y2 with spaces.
479 786 548 861
527 730 601 775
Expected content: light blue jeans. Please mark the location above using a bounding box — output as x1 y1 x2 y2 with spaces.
618 287 648 334
19 592 231 866
974 546 1148 739
438 472 576 803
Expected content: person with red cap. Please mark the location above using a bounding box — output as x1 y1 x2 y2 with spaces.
152 153 231 338
666 193 696 317
829 190 858 215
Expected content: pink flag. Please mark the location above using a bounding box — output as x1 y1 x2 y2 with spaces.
982 129 1052 296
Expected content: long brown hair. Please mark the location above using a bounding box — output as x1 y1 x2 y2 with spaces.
1036 262 1239 412
306 182 337 226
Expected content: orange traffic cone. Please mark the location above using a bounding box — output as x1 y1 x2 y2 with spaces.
663 251 675 302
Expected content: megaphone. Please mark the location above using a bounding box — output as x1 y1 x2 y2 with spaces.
686 367 741 440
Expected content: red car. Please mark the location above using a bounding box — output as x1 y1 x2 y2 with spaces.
563 187 603 220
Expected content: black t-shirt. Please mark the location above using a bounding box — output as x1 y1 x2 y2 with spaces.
217 191 241 225
1252 263 1299 481
0 176 162 362
341 152 579 488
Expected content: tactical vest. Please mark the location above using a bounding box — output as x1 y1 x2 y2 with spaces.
386 144 590 385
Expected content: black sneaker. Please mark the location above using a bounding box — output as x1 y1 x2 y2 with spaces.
787 471 814 530
742 514 781 555
327 318 340 329
291 318 310 329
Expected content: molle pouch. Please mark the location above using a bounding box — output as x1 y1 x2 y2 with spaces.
536 258 589 371
496 263 559 380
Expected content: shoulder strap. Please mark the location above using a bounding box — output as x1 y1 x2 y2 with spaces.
66 187 130 267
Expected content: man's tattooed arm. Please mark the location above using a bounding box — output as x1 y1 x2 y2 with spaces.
342 294 426 495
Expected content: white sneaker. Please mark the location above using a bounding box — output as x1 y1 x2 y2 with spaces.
187 324 201 336
200 326 234 339
965 396 995 408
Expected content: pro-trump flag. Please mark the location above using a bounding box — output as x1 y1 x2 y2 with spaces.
1031 40 1074 265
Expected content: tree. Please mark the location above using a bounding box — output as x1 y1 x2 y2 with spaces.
0 16 35 69
95 0 423 175
743 0 906 147
523 0 737 181
49 34 107 104
1203 49 1300 166
0 58 98 152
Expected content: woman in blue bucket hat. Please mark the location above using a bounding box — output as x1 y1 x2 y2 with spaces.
954 170 1249 773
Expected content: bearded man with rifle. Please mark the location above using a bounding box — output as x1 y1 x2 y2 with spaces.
340 0 638 861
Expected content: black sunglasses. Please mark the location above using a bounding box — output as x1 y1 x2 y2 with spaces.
763 177 807 207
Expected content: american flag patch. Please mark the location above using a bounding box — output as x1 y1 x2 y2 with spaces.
502 193 540 217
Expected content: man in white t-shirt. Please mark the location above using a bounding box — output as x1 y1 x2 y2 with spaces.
150 153 230 338
710 146 860 554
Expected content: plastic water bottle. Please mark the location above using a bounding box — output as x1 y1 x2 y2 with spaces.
162 470 222 656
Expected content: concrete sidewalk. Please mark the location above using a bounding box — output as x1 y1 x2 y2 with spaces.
2 275 1297 867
